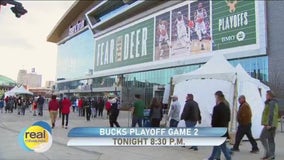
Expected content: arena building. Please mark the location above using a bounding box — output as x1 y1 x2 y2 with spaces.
47 0 284 107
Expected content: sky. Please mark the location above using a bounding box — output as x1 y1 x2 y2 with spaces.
0 0 74 85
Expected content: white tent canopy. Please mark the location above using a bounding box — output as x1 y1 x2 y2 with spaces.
173 54 237 84
5 86 33 97
170 54 269 138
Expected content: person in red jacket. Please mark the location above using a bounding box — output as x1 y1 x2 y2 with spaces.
48 95 60 129
61 96 72 129
78 98 83 117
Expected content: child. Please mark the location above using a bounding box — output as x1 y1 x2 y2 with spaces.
32 101 37 116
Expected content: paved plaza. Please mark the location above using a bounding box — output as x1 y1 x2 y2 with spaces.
0 109 283 160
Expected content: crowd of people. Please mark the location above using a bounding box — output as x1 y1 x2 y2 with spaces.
0 95 38 116
167 90 279 160
0 89 279 160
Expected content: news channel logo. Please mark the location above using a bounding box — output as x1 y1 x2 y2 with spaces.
18 121 53 153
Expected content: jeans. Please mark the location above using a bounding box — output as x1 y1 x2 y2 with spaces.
38 104 43 116
86 107 91 121
209 142 231 160
98 109 103 117
233 123 258 150
170 119 179 127
185 121 197 149
260 127 276 157
132 116 143 127
62 113 69 126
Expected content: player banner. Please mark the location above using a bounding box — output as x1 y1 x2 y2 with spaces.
67 127 227 147
94 0 259 72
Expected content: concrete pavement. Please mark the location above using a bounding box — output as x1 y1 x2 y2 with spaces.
0 110 283 160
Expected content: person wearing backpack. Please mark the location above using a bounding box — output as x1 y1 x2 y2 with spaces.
108 95 120 127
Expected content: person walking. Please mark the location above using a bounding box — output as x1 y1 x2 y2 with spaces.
169 95 181 127
61 96 71 129
131 94 145 127
231 95 259 153
109 95 120 127
206 91 231 160
149 97 163 127
181 94 201 151
0 99 4 113
48 95 59 129
86 97 92 121
32 100 37 116
90 98 96 118
98 97 104 118
37 95 45 116
78 97 83 117
94 98 99 118
17 96 23 115
21 97 29 116
260 91 279 160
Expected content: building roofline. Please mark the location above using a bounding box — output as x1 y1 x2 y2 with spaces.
46 0 94 43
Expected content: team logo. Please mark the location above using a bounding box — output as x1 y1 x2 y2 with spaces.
18 121 53 153
225 0 238 13
236 31 246 41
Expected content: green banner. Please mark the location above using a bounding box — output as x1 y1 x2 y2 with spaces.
94 18 154 71
212 0 256 50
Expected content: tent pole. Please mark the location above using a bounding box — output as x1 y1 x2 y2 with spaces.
165 77 174 127
230 77 238 144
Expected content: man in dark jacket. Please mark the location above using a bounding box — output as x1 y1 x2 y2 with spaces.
181 94 201 151
231 95 259 153
207 91 231 160
37 95 45 116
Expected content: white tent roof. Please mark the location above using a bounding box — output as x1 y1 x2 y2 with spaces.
236 64 270 90
235 64 260 84
5 86 33 96
173 54 237 84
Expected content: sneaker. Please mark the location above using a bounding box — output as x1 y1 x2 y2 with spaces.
231 148 240 152
189 146 198 151
65 126 68 129
250 149 259 154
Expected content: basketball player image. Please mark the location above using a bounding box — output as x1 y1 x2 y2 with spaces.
174 11 190 51
157 19 171 56
194 2 209 50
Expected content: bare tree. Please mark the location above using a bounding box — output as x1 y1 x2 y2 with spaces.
267 70 284 98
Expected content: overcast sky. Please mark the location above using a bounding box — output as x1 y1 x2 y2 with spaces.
0 1 74 85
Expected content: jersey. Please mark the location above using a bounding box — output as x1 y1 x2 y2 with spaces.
158 23 167 36
195 8 207 24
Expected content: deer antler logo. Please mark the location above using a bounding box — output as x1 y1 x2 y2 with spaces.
225 0 238 13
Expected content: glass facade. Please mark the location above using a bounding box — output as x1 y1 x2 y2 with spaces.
56 29 94 80
56 56 268 106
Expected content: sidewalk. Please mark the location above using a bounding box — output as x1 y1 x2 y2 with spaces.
0 110 283 160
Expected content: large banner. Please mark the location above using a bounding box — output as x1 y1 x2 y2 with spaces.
95 18 154 71
212 0 256 50
94 0 259 71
